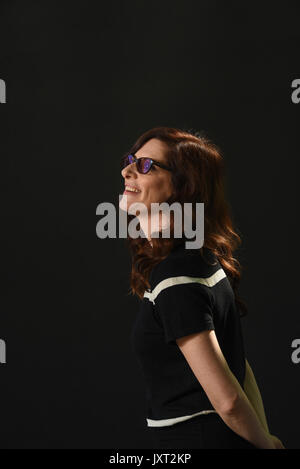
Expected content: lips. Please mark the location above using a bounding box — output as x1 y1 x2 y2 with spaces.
124 185 141 193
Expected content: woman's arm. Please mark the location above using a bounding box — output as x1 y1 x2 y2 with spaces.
244 360 285 448
176 330 275 449
243 359 270 433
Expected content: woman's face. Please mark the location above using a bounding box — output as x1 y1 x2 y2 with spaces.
120 138 174 213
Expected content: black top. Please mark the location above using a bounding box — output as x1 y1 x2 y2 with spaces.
130 243 246 427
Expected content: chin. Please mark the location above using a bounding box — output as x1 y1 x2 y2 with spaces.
119 195 130 212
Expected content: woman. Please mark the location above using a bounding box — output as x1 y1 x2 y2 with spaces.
120 127 284 449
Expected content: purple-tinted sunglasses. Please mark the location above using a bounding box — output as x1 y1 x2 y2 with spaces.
121 153 172 174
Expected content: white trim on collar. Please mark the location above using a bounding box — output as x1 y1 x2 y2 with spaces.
143 268 226 305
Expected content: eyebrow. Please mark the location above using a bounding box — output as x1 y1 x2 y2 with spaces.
133 152 148 158
133 153 160 162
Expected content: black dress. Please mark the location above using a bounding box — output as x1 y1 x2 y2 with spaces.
131 243 256 449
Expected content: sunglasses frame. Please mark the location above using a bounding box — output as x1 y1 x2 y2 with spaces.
122 153 173 174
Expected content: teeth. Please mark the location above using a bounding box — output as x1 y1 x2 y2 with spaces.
126 186 140 193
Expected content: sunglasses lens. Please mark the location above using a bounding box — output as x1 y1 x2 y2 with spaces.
122 154 134 168
122 154 153 174
138 158 152 174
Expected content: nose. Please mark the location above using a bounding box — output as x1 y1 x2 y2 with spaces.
121 161 138 179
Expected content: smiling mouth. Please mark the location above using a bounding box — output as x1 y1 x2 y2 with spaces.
124 190 140 195
124 186 141 194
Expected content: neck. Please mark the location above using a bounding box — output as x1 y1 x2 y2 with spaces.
138 214 153 247
138 211 171 248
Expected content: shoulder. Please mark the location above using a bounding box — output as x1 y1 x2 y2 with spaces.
149 245 221 291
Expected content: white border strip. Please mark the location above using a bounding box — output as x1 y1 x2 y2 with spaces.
147 409 217 427
144 269 226 305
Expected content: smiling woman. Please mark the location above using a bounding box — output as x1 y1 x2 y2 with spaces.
120 138 174 213
121 126 284 449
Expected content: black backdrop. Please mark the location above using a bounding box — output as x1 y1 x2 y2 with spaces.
0 0 299 449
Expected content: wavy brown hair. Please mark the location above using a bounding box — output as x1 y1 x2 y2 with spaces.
123 126 248 317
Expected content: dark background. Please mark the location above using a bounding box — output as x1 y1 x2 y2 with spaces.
0 0 299 449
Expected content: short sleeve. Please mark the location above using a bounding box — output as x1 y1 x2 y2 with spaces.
153 280 215 346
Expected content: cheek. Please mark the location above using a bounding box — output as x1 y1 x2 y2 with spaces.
142 177 173 205
154 183 172 202
162 179 173 199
